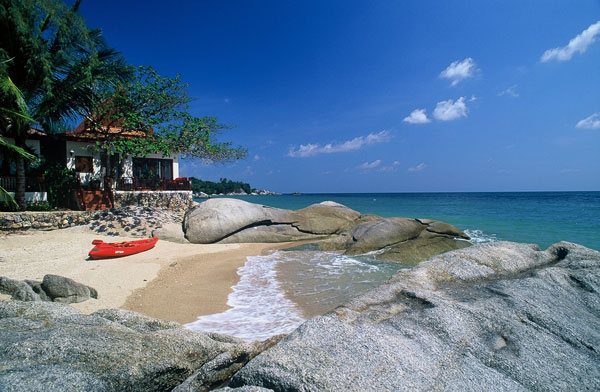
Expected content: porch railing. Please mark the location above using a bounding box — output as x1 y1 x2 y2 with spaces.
0 176 46 192
115 177 191 191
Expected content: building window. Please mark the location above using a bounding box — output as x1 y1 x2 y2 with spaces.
75 156 93 173
132 158 173 180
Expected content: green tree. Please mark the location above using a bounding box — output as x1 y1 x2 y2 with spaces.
0 0 130 209
0 137 35 210
82 66 246 174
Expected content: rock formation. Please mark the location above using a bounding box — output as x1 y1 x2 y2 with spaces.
2 241 599 390
0 302 279 391
183 198 470 263
229 241 600 391
0 274 97 304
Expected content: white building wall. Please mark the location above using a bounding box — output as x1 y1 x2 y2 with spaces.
65 141 101 184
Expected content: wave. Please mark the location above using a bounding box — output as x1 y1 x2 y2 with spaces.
465 229 498 244
185 252 306 341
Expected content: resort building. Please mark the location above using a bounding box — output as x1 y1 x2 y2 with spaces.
1 120 191 210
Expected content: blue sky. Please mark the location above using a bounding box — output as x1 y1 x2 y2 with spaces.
78 1 600 193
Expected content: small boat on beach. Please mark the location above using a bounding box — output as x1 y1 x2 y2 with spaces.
88 238 159 259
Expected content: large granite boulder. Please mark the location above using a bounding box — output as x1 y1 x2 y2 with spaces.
230 241 600 391
291 201 361 235
0 302 275 392
183 199 362 244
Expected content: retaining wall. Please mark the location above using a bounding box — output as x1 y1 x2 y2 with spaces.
113 191 193 213
0 211 94 231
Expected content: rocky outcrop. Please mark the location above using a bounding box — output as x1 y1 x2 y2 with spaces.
230 241 600 391
0 274 97 304
183 199 470 263
183 199 359 244
0 302 277 392
320 217 471 263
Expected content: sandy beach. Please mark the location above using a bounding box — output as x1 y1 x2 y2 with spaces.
0 226 293 324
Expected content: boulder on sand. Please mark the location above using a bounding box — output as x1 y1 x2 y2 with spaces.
230 241 600 391
183 198 295 243
183 199 362 244
41 274 98 304
183 198 470 262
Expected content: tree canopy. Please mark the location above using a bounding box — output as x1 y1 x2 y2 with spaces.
84 66 247 162
1 0 246 209
0 0 130 208
190 177 253 195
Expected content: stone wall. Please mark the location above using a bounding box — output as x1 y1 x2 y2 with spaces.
0 211 94 231
113 191 193 213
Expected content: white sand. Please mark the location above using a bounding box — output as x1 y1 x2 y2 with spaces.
0 226 267 319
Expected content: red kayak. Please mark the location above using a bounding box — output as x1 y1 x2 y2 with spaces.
88 238 159 259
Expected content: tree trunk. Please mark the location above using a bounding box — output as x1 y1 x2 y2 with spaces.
15 154 26 210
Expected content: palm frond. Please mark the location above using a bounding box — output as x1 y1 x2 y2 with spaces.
0 137 36 161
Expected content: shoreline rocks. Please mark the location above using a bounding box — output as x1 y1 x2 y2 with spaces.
229 241 600 391
0 301 280 392
183 198 470 263
0 274 97 304
2 240 599 391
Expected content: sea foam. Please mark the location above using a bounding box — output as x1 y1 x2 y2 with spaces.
185 252 306 341
465 229 498 244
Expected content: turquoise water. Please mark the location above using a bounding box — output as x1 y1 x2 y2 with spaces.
187 191 600 340
201 192 600 251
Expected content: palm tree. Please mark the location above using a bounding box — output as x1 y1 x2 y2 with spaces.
0 0 131 209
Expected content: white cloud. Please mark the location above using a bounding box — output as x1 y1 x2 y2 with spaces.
224 98 231 103
541 21 600 62
559 168 581 174
498 85 519 98
440 58 477 86
253 154 261 161
408 162 426 172
288 130 391 158
403 109 431 124
359 160 382 170
432 97 468 121
576 113 600 129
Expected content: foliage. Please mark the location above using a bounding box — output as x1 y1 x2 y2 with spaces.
86 66 247 162
25 201 52 211
43 163 78 208
0 135 36 210
0 0 130 209
190 177 253 195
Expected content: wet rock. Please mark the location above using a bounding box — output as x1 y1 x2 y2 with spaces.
230 241 600 391
319 217 471 263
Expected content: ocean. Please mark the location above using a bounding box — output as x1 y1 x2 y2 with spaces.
185 192 600 340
